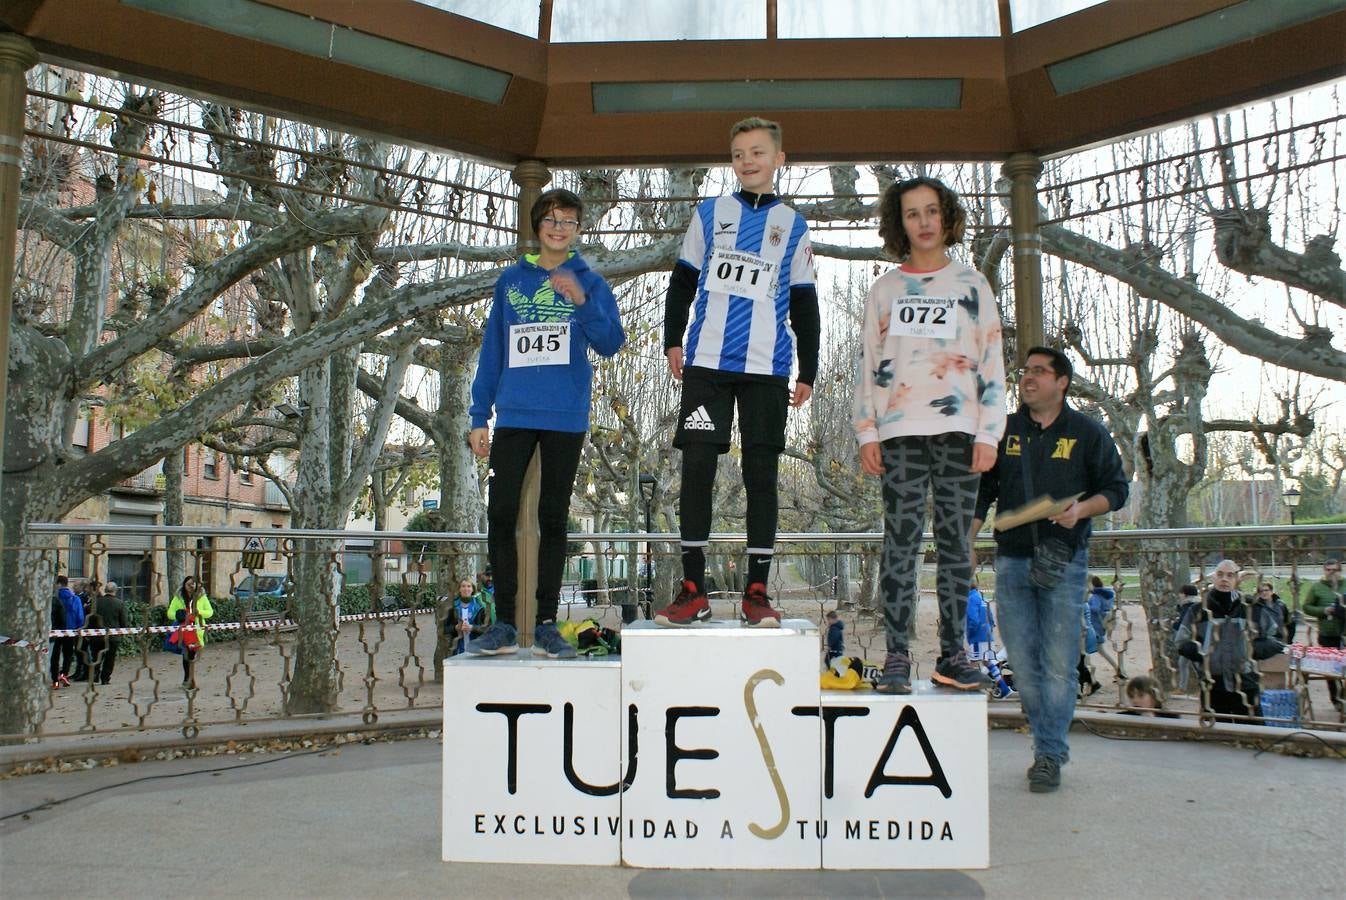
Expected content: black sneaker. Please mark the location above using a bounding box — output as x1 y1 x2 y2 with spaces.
1028 756 1061 793
876 650 913 694
932 649 992 690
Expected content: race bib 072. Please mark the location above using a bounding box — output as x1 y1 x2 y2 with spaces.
889 296 956 340
704 248 777 303
508 322 570 367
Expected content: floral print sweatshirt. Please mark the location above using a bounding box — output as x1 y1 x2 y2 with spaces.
852 260 1006 448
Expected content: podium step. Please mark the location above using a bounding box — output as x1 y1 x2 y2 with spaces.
443 624 987 869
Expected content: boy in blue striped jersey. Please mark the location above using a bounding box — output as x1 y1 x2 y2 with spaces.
657 117 821 628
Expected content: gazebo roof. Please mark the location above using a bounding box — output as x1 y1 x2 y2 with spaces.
5 0 1344 166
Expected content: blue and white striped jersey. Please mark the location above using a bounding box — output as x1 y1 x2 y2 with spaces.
679 194 815 378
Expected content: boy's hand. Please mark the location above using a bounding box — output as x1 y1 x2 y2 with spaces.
859 442 883 476
468 427 490 458
666 347 683 380
791 383 812 408
549 271 585 306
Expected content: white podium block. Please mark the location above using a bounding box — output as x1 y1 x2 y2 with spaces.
819 682 988 870
619 620 822 869
442 656 623 866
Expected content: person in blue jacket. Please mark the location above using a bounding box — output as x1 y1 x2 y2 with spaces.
50 574 84 688
466 188 625 659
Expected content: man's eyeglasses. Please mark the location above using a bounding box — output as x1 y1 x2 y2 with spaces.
541 216 580 231
1019 365 1058 378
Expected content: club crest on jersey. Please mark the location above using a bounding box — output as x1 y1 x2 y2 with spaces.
768 224 784 246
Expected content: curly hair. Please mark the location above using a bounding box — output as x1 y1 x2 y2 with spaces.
876 176 967 260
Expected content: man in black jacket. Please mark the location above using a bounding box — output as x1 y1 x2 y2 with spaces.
1175 561 1260 721
972 347 1129 794
86 582 129 685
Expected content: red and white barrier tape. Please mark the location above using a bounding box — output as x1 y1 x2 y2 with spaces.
43 607 418 639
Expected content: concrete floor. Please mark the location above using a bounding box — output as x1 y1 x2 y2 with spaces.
2 728 1342 899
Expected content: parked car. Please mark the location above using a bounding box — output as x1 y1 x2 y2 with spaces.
232 573 289 613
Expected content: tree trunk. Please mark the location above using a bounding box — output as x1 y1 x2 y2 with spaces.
0 331 77 735
163 446 185 603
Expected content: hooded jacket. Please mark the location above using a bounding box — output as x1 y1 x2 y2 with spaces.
470 251 625 433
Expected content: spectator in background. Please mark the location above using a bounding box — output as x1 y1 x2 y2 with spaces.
824 610 844 667
167 576 214 689
72 578 101 682
446 578 488 656
50 575 83 689
1176 560 1260 722
1251 580 1291 690
1120 675 1176 717
476 567 496 625
1300 558 1343 710
1252 582 1290 646
85 581 128 685
1171 582 1202 691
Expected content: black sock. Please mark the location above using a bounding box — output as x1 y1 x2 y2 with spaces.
681 546 706 593
747 553 771 588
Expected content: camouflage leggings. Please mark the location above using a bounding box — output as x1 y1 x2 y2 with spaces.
878 433 979 657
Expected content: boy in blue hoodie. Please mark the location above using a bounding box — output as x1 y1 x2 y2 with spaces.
467 188 625 658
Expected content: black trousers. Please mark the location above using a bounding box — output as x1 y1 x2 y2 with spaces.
487 428 585 626
1321 635 1342 705
49 637 76 682
84 638 119 684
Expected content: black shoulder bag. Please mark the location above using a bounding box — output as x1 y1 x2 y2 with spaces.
1020 432 1075 591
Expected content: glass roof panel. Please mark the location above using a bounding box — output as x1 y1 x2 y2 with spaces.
1008 0 1108 33
552 0 767 42
413 0 541 38
779 0 1001 38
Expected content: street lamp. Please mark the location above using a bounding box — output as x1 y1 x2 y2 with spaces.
638 474 657 621
1283 486 1301 526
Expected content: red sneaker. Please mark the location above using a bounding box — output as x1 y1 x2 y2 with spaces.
57 674 71 686
741 583 781 628
654 581 711 627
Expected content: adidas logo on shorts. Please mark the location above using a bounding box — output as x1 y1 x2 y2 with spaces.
683 406 716 431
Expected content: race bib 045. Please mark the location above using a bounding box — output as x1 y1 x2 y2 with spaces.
705 248 777 303
509 322 570 367
889 296 955 340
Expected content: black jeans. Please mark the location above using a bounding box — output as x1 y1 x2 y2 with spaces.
487 428 585 626
49 637 76 682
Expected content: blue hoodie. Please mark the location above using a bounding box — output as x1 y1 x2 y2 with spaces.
470 251 625 433
966 586 994 645
57 586 84 630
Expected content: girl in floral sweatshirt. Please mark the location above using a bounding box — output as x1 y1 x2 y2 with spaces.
852 176 1006 693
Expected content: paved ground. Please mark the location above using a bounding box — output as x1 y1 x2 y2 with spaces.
2 726 1342 899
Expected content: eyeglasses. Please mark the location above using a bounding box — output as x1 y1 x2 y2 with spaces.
1019 365 1058 378
540 216 580 231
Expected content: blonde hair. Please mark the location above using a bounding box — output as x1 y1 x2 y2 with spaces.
730 116 782 151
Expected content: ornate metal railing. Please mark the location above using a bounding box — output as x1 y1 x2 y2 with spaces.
8 522 1343 742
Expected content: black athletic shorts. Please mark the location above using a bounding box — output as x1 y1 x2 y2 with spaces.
674 366 789 452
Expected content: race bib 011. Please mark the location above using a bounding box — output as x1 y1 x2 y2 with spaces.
704 248 777 303
509 322 570 367
889 296 956 340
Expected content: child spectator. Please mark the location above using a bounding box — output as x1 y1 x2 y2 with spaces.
852 176 1006 693
656 116 820 629
467 188 625 659
1120 675 1175 717
824 610 844 666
